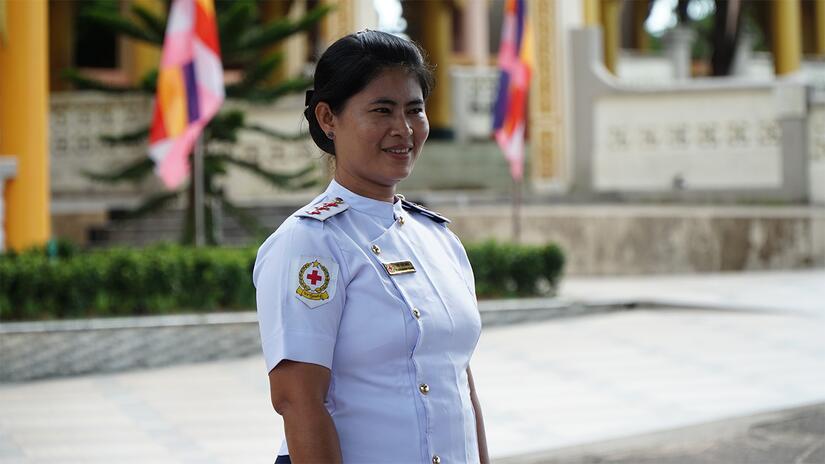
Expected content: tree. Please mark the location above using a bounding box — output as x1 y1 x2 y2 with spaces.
63 0 331 245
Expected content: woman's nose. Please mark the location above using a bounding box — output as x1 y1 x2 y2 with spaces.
391 118 413 136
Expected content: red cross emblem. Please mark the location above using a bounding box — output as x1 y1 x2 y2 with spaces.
306 269 324 285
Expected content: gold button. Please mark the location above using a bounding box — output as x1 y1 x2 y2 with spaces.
398 215 405 225
432 455 441 464
371 244 380 255
419 383 430 394
412 308 421 319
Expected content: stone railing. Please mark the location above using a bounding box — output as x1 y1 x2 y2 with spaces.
571 28 810 203
450 66 499 143
50 92 319 209
0 156 17 252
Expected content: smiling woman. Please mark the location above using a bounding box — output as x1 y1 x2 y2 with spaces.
253 30 490 464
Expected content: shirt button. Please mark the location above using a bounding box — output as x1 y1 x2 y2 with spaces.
371 244 381 255
398 215 405 225
419 383 430 395
412 308 421 319
432 455 441 464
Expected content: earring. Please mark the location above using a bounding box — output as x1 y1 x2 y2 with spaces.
327 131 334 139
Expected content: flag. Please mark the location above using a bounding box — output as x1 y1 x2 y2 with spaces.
492 0 532 181
149 0 224 189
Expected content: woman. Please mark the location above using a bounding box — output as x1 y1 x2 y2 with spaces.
253 30 489 464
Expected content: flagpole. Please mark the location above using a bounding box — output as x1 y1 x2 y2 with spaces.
193 135 205 247
512 177 522 244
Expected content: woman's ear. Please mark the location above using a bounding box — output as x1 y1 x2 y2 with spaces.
314 102 335 135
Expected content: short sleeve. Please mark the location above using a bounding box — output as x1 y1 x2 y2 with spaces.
252 219 348 373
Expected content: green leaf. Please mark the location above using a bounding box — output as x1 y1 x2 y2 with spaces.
234 51 284 92
82 157 155 184
80 8 163 45
218 0 257 52
207 111 245 142
211 153 316 187
130 3 166 39
231 4 332 52
62 68 137 93
101 126 150 145
139 69 159 93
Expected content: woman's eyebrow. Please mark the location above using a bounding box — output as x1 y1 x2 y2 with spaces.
369 98 424 106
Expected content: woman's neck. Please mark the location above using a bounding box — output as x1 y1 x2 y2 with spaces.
333 173 397 203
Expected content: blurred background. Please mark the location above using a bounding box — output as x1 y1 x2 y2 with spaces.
1 0 824 463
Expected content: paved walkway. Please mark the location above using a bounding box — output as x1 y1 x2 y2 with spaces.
500 402 825 464
1 270 824 463
559 269 825 316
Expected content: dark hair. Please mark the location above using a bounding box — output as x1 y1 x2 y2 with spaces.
304 30 434 155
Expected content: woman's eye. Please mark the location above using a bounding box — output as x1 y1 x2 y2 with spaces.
409 108 424 114
372 107 391 114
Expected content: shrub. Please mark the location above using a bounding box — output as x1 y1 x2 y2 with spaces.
0 240 564 321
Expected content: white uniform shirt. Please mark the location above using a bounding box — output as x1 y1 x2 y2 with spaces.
253 180 482 463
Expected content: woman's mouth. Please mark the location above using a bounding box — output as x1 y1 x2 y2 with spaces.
382 146 413 156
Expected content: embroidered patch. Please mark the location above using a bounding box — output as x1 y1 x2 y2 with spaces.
292 256 339 309
295 197 349 221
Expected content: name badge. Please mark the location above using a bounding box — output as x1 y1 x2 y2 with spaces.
383 260 416 276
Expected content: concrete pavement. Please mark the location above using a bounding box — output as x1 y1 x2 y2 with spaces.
1 270 824 463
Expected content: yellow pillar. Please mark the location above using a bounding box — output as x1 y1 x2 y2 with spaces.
600 0 620 74
772 0 802 75
321 0 355 46
633 0 650 52
529 0 564 186
123 0 164 85
815 0 825 55
583 0 600 26
261 0 291 84
0 0 51 250
417 0 452 135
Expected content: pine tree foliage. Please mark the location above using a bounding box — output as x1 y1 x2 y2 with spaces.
63 0 331 245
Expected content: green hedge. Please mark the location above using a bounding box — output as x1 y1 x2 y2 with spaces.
0 241 564 321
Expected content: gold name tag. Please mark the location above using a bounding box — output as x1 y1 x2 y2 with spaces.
383 260 416 276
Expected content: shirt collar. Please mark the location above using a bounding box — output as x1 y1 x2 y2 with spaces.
325 179 404 222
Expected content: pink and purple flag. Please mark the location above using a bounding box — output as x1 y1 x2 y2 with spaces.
149 0 224 189
492 0 532 181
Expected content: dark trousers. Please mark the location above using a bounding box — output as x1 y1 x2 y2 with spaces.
275 455 291 463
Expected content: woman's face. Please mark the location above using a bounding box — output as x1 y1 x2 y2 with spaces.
325 67 429 198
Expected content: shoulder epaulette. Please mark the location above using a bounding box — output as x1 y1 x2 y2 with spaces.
295 197 350 221
400 198 450 224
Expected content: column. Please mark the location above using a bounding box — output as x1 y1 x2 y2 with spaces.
529 0 564 186
122 0 164 85
321 0 377 47
0 0 51 251
583 0 600 26
0 157 18 252
464 0 489 68
816 0 825 55
600 0 620 74
415 0 452 137
772 0 802 75
632 0 650 52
